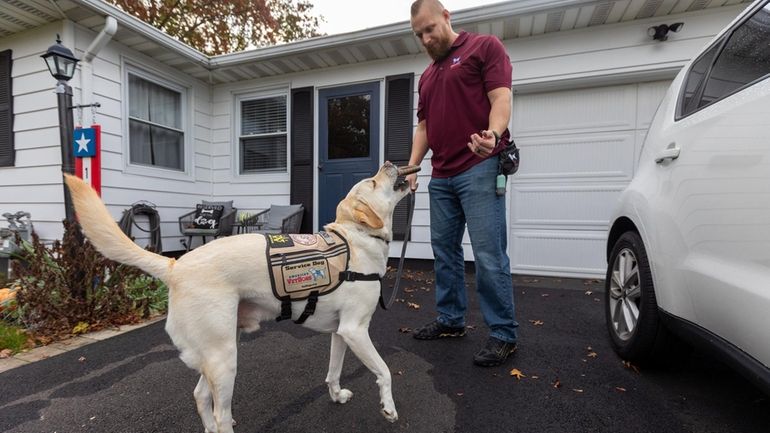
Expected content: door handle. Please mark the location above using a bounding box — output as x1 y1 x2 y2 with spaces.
318 163 323 171
655 143 680 163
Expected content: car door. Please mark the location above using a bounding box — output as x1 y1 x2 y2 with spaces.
657 1 770 366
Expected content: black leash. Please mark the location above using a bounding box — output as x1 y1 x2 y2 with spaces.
380 192 415 310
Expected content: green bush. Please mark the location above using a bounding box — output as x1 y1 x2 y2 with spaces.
0 322 30 353
9 220 167 339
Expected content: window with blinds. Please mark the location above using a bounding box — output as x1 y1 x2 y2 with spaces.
128 73 184 171
240 95 288 173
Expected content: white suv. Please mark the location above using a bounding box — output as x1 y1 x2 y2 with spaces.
605 0 770 394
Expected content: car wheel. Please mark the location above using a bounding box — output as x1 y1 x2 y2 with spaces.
605 231 676 364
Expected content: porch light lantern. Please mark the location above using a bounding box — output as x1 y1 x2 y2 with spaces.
41 35 79 82
41 35 79 224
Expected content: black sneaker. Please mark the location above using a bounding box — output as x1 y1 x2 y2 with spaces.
473 337 517 367
412 320 466 340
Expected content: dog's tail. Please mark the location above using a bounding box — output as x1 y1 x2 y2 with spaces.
64 174 173 280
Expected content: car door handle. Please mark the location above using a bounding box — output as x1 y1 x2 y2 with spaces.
655 143 680 163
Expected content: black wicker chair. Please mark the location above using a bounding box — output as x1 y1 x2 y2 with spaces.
178 201 237 251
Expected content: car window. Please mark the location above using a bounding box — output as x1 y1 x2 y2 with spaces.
680 3 770 118
699 4 770 108
680 43 722 116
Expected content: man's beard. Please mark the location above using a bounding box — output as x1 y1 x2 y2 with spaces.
426 38 452 61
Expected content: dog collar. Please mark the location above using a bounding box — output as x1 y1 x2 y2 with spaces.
369 234 390 245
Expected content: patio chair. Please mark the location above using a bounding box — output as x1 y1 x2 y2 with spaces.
178 200 237 251
241 204 304 234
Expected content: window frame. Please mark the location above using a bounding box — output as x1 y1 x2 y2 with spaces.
122 61 192 179
676 0 770 120
233 88 291 180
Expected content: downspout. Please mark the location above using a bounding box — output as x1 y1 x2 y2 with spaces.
79 16 117 124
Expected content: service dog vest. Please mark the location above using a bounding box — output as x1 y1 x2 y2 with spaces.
266 231 349 301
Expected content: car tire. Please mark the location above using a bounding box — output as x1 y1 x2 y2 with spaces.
605 231 679 365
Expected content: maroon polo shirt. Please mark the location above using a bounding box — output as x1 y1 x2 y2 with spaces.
417 31 512 178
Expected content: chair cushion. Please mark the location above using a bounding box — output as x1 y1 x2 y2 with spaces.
203 200 233 215
192 204 224 229
266 204 303 231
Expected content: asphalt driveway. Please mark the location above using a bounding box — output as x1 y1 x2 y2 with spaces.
1 261 768 433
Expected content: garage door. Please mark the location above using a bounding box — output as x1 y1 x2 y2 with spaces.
509 80 670 278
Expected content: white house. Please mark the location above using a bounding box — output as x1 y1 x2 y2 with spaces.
0 0 752 278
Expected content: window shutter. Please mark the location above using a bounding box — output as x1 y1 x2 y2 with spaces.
290 87 314 233
0 50 13 167
385 74 414 241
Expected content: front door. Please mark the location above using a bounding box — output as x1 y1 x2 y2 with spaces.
318 82 380 230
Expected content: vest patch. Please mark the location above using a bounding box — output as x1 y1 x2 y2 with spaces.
267 231 349 301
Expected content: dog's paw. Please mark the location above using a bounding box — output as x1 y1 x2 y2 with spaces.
333 388 353 404
381 406 398 423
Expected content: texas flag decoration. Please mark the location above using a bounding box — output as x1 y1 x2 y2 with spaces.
73 125 101 196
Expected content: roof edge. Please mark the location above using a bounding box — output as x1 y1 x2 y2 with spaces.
76 0 209 66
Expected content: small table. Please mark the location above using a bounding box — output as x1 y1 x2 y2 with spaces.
233 221 265 234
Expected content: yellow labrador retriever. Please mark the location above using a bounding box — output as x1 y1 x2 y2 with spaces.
64 161 419 433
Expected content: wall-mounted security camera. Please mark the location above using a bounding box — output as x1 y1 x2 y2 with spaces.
648 22 684 41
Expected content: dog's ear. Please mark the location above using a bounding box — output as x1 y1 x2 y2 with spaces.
353 202 384 229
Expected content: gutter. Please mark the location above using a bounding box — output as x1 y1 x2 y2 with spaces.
79 16 117 122
210 0 602 68
82 16 117 63
70 0 602 70
75 0 209 68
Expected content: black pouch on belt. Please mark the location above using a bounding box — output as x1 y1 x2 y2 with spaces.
498 138 520 176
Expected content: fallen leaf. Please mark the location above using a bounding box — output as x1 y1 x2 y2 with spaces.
78 356 86 362
398 327 412 333
0 348 12 358
572 389 584 393
615 387 627 392
541 293 550 298
72 321 89 335
456 392 464 396
407 302 420 310
622 360 641 374
587 352 598 358
552 379 562 388
528 320 544 326
594 298 601 302
466 325 476 330
585 290 593 295
395 371 403 376
531 375 539 379
509 368 526 379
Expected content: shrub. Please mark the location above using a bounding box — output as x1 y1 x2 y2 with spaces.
0 322 31 354
9 220 167 340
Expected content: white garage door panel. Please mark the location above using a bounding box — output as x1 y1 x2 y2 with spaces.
511 184 625 229
513 85 636 136
637 81 673 130
512 230 607 277
516 131 636 180
509 79 672 277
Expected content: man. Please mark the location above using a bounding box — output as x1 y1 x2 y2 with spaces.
407 0 518 367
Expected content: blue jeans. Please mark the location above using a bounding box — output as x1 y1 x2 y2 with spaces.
429 157 518 343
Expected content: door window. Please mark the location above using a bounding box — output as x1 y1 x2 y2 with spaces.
326 94 371 159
